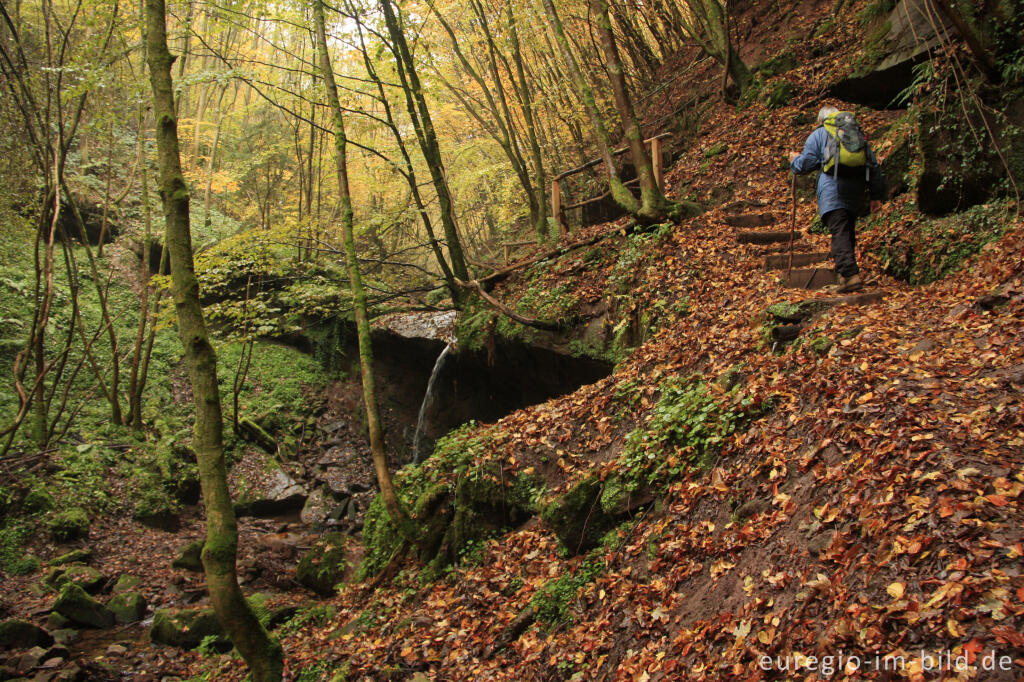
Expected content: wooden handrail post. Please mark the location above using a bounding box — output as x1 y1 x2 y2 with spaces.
650 136 663 190
551 178 564 236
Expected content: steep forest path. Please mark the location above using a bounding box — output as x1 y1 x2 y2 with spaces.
722 199 890 347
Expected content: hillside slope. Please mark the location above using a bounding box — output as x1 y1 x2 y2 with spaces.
219 3 1024 680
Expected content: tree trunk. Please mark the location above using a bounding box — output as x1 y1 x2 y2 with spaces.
313 0 412 533
505 6 548 237
143 0 283 679
379 0 469 285
591 0 673 223
541 0 637 214
350 8 458 301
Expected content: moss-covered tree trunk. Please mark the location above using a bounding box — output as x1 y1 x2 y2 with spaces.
313 0 411 534
143 0 283 679
590 0 673 223
505 5 549 238
541 0 638 214
379 0 469 286
681 0 751 97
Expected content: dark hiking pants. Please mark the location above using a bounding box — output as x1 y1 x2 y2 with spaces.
823 208 859 279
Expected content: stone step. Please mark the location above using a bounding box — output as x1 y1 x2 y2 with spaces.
813 290 887 307
763 251 831 270
780 267 838 290
722 199 767 214
724 212 778 228
755 241 816 255
766 290 886 345
736 231 801 245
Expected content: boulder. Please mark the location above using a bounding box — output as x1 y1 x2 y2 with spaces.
51 628 79 646
47 549 91 567
916 95 1024 215
827 0 955 109
541 476 620 555
0 620 54 650
234 467 307 518
46 509 90 542
300 489 330 526
52 584 115 629
149 608 225 650
296 533 352 595
44 564 104 594
171 541 203 572
107 592 147 624
45 613 70 630
111 574 141 594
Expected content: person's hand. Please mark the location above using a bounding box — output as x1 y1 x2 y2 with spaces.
870 200 882 214
788 152 800 163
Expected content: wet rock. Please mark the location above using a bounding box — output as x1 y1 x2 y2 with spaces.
44 565 104 594
14 646 48 673
300 489 329 526
107 593 146 624
50 629 79 646
296 532 353 595
149 608 225 650
0 620 54 650
45 613 70 631
105 644 127 656
52 584 115 629
170 541 203 572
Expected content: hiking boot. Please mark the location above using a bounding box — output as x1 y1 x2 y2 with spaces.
838 273 863 293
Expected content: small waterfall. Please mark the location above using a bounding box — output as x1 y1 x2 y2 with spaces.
412 342 453 463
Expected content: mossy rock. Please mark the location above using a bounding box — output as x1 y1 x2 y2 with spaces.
171 541 203 572
598 475 653 517
541 476 620 555
112 574 141 594
758 52 799 77
764 80 794 109
48 549 91 567
808 336 834 356
47 509 90 542
449 465 538 552
23 489 54 513
297 533 352 596
53 584 114 629
0 620 54 650
46 612 71 630
44 564 104 594
131 483 181 531
107 592 147 624
150 608 226 650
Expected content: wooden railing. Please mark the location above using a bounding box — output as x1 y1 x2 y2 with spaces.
551 132 671 235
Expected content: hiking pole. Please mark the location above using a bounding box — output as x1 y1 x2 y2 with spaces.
787 173 797 281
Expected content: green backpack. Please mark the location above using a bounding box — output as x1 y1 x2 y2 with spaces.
821 111 869 180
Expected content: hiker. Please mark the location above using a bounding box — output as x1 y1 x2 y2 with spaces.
788 106 885 293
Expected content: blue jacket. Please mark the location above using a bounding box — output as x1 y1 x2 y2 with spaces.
791 126 885 216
